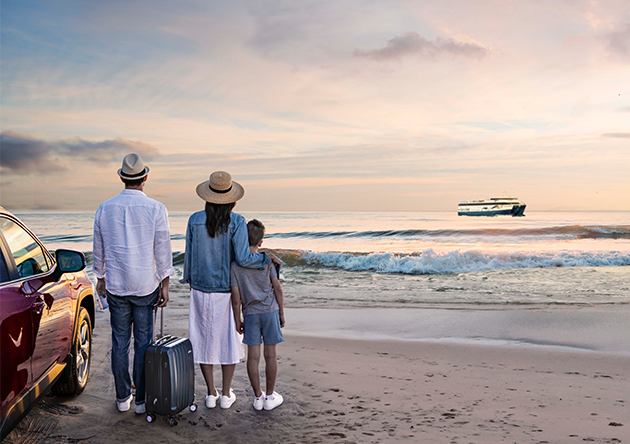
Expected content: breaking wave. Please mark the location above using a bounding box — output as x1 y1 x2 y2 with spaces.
273 249 630 275
165 248 630 274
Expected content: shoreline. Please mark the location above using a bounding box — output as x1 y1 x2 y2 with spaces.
281 305 630 355
4 305 628 443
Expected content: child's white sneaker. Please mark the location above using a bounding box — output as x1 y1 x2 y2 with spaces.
220 389 236 409
263 392 283 411
253 392 266 411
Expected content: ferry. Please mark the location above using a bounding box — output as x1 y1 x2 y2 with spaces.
458 197 526 217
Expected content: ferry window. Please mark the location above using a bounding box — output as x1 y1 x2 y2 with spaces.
0 218 50 278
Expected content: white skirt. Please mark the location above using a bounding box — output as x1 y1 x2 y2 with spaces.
188 289 244 365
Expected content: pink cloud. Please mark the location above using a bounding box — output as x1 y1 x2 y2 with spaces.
354 32 488 60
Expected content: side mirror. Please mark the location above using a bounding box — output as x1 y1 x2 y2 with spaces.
55 249 86 274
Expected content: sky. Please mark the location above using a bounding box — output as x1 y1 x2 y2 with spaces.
1 0 629 212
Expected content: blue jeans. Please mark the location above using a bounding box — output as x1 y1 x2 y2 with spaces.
107 288 159 405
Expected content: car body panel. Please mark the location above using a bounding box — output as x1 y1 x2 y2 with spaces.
0 283 36 409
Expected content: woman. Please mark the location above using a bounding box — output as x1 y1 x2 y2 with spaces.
183 171 281 409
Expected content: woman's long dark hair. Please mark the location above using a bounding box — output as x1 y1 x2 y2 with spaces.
205 202 235 238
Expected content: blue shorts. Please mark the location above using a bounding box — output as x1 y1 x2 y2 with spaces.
243 311 284 346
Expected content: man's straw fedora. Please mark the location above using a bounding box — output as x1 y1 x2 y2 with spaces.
118 153 150 180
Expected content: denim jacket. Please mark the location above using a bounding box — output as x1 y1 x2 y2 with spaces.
182 211 270 293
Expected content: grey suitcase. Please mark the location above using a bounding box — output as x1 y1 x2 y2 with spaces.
144 308 196 425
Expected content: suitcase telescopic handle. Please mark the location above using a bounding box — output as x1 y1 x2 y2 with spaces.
153 306 164 341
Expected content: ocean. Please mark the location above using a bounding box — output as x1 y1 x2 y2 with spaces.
13 210 630 309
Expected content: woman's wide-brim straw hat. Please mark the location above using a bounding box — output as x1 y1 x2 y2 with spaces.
196 171 244 204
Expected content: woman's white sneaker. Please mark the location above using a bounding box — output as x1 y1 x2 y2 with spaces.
205 393 220 408
263 392 283 410
220 389 236 409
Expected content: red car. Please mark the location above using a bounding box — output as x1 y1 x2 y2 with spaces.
0 207 95 439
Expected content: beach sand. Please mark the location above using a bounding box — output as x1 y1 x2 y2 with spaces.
4 293 628 444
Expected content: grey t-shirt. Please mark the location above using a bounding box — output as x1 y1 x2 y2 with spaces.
230 261 279 317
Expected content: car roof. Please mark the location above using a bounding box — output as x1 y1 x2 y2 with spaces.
0 206 15 217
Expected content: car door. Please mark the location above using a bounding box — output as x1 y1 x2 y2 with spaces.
0 216 73 388
0 225 37 421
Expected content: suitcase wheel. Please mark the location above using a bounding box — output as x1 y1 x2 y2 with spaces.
146 413 156 423
168 417 178 427
190 403 197 412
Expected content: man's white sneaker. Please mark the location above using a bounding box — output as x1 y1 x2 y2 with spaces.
205 393 220 409
220 389 236 409
135 403 146 414
263 392 283 411
117 394 133 412
253 392 266 411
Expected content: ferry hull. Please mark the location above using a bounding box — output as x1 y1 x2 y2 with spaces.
458 204 526 217
512 205 526 216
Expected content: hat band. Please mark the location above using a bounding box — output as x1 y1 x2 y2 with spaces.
122 168 147 178
209 184 232 194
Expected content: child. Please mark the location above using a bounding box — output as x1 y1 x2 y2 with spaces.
230 219 285 411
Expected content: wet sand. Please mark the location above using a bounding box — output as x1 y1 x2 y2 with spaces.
4 297 628 444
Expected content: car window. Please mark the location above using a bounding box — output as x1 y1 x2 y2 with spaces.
0 218 50 278
0 252 9 283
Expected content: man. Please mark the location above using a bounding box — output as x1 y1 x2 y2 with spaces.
93 153 173 414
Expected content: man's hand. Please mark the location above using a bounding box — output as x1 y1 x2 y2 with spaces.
266 252 283 267
157 277 169 308
96 278 106 297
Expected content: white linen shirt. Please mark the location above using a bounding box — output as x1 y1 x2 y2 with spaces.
93 189 174 296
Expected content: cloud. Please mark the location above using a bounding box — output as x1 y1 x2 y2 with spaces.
354 32 488 61
602 133 630 138
605 23 630 62
0 131 159 173
58 137 159 161
0 132 65 172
